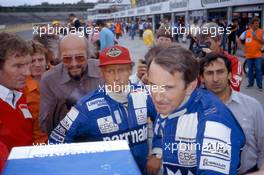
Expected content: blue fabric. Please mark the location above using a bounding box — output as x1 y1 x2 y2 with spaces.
247 58 263 88
3 150 141 175
100 27 114 51
153 88 245 175
49 84 157 174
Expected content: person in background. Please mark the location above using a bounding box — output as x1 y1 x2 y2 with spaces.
139 21 144 38
217 18 227 51
228 19 239 55
237 17 263 91
24 40 49 144
130 21 137 40
95 20 115 51
143 24 154 48
155 25 173 46
115 21 122 40
200 53 264 175
130 25 173 85
33 34 60 66
197 22 243 91
52 20 65 37
68 13 81 30
189 19 199 51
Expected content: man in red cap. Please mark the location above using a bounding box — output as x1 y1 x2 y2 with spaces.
49 45 157 174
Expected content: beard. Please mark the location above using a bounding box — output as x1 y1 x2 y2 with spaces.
68 66 87 81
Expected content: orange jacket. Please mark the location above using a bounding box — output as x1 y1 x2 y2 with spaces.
24 76 48 144
244 29 263 58
115 23 122 34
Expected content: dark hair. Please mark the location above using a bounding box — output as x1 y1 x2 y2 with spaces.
33 34 60 64
69 13 76 17
147 44 199 85
28 40 47 55
194 19 199 24
144 44 168 65
199 52 231 75
0 32 31 69
96 20 106 27
250 17 260 24
197 22 222 42
156 25 173 41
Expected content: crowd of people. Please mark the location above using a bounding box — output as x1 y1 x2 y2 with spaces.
0 13 264 175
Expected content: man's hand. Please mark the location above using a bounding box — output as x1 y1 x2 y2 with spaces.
147 155 161 175
136 59 147 80
252 34 263 44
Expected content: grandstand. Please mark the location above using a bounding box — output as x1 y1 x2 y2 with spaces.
0 12 88 26
0 2 94 26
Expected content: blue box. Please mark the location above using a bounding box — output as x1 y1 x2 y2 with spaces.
3 140 141 175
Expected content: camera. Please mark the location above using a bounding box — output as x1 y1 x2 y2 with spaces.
193 44 210 58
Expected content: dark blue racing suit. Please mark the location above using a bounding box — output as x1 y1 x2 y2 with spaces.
152 88 245 175
49 84 157 173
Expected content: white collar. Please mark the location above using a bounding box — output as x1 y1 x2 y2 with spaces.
226 89 242 105
106 84 130 104
0 84 22 108
0 84 10 101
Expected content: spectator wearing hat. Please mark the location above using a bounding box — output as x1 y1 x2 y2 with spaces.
39 34 103 134
155 25 173 46
49 45 157 174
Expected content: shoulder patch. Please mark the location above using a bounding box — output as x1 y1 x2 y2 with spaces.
130 90 147 109
204 121 231 144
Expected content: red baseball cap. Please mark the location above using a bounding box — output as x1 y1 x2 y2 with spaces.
99 45 132 67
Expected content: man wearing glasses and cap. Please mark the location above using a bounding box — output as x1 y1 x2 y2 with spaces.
39 33 103 134
49 45 157 174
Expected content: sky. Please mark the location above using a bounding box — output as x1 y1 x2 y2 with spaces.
0 0 98 7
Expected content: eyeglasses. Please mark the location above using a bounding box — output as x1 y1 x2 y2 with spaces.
62 55 86 64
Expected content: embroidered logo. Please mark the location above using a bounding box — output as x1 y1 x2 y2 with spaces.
106 47 122 58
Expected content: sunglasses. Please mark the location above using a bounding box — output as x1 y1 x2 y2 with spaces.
62 55 86 64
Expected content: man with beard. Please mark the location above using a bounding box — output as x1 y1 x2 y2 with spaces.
40 33 103 134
